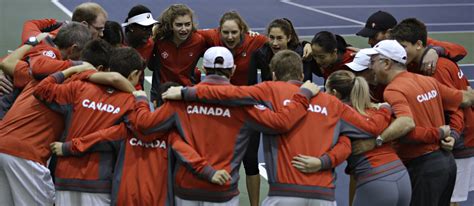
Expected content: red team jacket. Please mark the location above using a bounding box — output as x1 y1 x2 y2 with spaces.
183 80 393 200
151 32 207 86
372 39 467 103
384 71 463 162
33 72 135 193
431 58 473 158
0 42 86 165
60 122 172 206
21 18 61 43
320 50 354 80
198 29 267 85
131 75 311 202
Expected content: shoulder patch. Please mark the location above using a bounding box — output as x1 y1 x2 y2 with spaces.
254 104 267 110
42 50 56 59
161 51 169 59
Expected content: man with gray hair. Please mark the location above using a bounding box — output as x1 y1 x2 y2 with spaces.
357 39 474 206
0 22 91 205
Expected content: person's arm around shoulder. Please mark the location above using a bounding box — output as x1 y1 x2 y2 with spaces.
33 62 94 104
88 72 136 93
245 81 319 134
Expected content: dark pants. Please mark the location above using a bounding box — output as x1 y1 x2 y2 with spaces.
405 150 457 206
243 131 260 176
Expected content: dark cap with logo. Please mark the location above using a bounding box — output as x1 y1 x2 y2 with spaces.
356 11 397 38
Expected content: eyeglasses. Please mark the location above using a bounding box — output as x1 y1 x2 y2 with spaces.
369 57 389 66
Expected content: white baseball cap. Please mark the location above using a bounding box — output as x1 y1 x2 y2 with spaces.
203 47 234 69
365 40 407 64
122 13 158 27
345 48 372 72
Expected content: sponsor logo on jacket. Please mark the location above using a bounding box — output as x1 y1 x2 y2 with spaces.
82 99 120 114
417 90 437 103
129 138 166 149
42 50 56 59
283 99 328 116
187 105 231 117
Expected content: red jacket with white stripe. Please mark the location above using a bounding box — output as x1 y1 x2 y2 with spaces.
130 75 311 202
0 44 85 165
183 80 393 200
33 72 135 193
60 121 173 206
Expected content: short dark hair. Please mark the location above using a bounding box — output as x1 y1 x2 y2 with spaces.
204 57 233 78
81 39 112 68
311 31 347 54
270 50 303 81
102 21 124 46
391 18 427 46
109 47 144 78
54 22 92 50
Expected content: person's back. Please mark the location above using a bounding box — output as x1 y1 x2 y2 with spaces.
134 47 315 206
174 51 392 205
33 47 142 205
36 80 134 181
146 75 309 203
0 23 91 165
385 71 450 160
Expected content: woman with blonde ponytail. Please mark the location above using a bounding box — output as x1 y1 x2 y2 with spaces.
325 63 451 205
326 70 411 206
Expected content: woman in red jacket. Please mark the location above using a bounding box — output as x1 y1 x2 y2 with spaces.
310 31 353 80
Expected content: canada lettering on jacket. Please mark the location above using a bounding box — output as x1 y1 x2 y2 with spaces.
283 99 328 116
187 105 231 117
129 138 166 149
82 99 120 114
416 90 437 103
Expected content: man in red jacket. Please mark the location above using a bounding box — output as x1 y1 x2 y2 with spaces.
0 24 105 205
133 46 318 206
390 18 474 206
163 50 394 205
364 39 474 206
33 47 143 206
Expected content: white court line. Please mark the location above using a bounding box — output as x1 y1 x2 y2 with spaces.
460 64 474 67
258 163 268 180
427 22 474 26
51 0 73 17
251 25 360 31
310 3 474 9
252 23 474 31
280 0 364 25
299 30 474 38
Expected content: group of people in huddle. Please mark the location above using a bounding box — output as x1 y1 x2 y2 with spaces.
0 2 473 206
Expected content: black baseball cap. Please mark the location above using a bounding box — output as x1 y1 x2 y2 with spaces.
356 11 397 38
